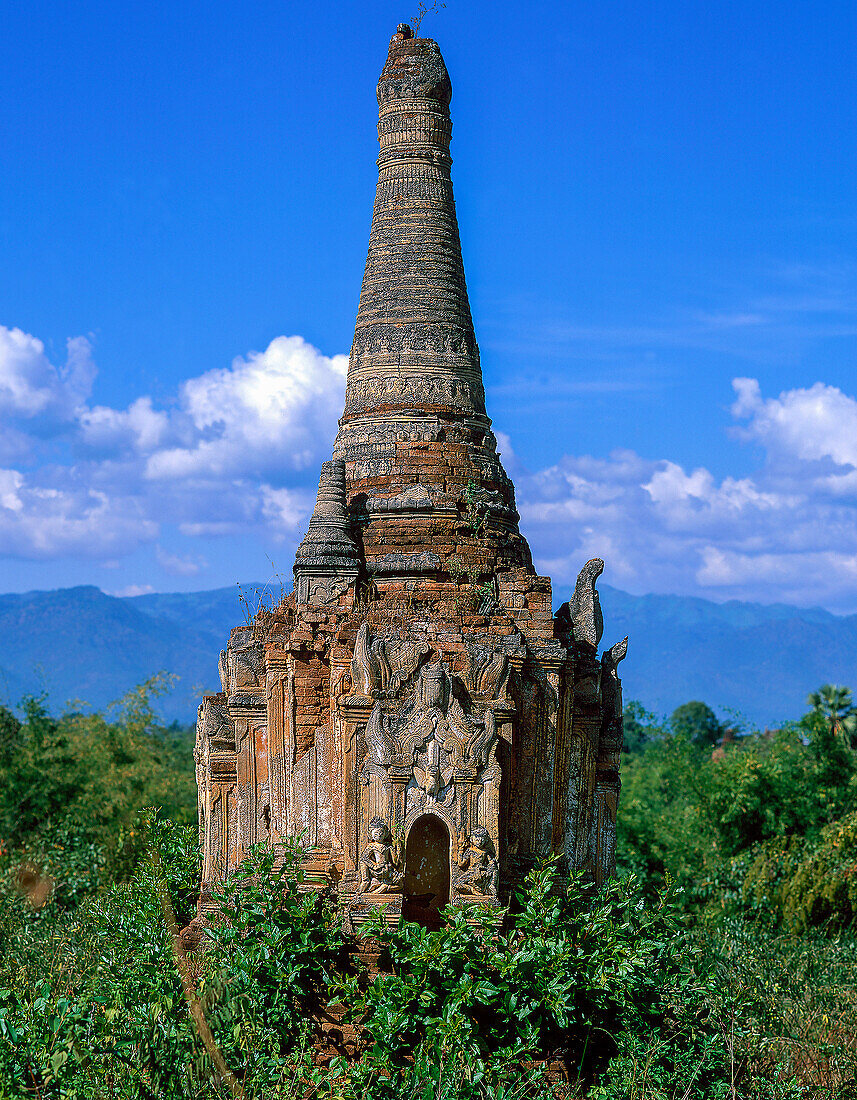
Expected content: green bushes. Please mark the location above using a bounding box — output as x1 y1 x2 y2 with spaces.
0 821 752 1100
617 703 857 905
741 813 857 934
1 683 856 1096
613 688 857 1096
196 838 346 1090
0 677 196 855
337 864 743 1100
0 811 202 1097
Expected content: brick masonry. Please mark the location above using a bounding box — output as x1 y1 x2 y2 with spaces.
192 26 626 929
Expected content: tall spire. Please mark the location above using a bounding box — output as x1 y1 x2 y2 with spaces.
333 27 531 581
189 27 626 940
339 24 485 427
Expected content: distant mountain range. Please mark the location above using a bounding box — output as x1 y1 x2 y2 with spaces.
0 582 854 729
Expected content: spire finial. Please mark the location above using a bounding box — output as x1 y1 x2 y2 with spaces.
293 460 360 605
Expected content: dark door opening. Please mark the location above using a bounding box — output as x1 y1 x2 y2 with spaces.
403 814 450 927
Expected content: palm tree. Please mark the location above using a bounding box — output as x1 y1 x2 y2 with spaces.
807 684 857 750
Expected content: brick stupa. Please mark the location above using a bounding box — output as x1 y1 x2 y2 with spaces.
193 25 627 928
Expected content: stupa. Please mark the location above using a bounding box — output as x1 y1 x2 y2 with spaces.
193 25 627 928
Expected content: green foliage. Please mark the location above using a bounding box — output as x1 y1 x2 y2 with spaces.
807 684 857 750
0 811 202 1097
741 812 857 934
0 826 753 1100
461 478 489 539
695 919 857 1099
2 682 857 1096
618 693 857 900
615 685 857 1094
339 863 734 1098
0 677 196 872
670 700 723 747
199 838 345 1087
622 700 663 754
0 705 21 770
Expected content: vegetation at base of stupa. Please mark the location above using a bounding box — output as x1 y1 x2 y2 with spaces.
1 682 856 1097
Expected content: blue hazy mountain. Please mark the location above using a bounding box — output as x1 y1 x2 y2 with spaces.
0 583 854 728
593 585 856 729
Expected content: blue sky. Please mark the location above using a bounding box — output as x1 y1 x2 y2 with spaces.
2 0 857 610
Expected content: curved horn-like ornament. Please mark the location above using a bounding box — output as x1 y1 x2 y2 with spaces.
351 622 377 695
570 558 605 649
607 635 628 669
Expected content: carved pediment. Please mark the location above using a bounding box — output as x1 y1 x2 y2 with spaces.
350 622 431 697
358 651 498 791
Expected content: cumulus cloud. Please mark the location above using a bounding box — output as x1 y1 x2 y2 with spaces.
0 326 344 564
78 396 170 458
518 377 857 610
145 336 348 481
2 318 857 611
731 377 857 494
0 466 157 558
0 327 95 424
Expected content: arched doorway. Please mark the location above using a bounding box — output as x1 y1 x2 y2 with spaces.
403 815 450 926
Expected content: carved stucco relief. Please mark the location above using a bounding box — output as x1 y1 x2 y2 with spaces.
341 623 511 901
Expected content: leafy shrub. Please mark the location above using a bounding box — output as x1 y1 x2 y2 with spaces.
0 811 202 1097
619 714 857 904
741 812 857 934
318 862 738 1100
196 838 346 1091
0 678 197 854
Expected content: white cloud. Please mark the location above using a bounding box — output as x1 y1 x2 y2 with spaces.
0 467 157 559
493 431 518 473
78 396 170 457
2 317 857 613
731 377 857 472
0 469 24 513
0 328 344 564
0 327 94 423
517 376 857 610
260 485 311 532
109 583 155 597
144 336 348 481
156 545 205 577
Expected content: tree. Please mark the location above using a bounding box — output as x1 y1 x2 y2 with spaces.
0 705 21 765
622 701 662 754
807 684 857 751
0 677 196 851
669 700 722 748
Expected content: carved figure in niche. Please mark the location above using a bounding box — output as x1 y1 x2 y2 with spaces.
456 826 499 898
359 818 404 894
408 663 496 789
